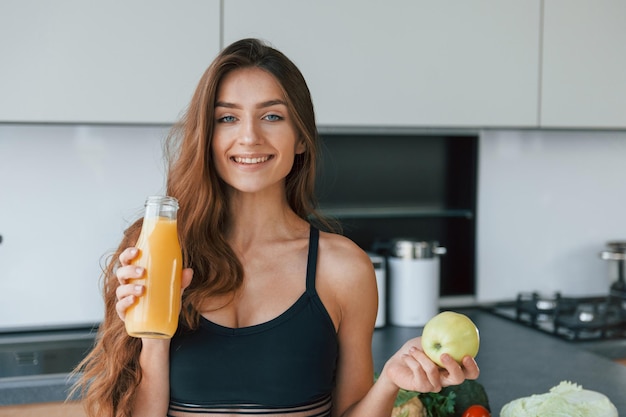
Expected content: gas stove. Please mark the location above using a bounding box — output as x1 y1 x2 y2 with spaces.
485 292 626 341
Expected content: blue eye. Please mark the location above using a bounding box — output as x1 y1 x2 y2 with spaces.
218 115 236 123
264 114 283 122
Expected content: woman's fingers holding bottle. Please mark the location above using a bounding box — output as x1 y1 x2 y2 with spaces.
116 247 143 284
115 284 143 320
117 248 140 279
115 247 144 320
120 247 140 264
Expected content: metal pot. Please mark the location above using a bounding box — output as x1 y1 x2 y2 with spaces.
390 239 447 259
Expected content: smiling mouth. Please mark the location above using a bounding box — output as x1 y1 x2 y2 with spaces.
232 155 273 164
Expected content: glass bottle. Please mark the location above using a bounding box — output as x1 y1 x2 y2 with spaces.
125 196 182 339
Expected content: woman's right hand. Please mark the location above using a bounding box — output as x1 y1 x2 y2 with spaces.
115 247 193 321
115 247 145 320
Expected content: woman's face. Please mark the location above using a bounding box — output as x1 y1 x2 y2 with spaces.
211 67 305 197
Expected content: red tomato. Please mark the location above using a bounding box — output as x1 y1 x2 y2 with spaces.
462 405 491 417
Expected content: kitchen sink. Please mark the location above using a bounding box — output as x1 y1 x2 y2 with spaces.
0 326 97 379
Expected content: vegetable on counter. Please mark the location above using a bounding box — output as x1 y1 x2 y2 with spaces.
381 375 490 417
461 404 491 417
440 379 491 417
499 381 618 417
391 397 426 417
392 389 455 417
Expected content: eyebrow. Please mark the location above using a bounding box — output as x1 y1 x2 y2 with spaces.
215 99 288 109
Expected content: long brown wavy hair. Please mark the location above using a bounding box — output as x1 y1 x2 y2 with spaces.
72 38 333 417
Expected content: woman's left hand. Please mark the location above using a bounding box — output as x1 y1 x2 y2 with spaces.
379 336 480 394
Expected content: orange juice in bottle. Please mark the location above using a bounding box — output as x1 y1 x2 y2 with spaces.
125 196 182 339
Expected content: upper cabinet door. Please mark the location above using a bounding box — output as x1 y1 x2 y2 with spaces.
0 1 220 124
542 0 626 128
224 0 541 128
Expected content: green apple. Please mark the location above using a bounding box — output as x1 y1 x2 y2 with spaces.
421 311 480 367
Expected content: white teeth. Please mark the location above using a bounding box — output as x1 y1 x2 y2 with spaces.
233 156 270 164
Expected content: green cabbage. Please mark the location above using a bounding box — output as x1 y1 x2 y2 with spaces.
500 381 618 417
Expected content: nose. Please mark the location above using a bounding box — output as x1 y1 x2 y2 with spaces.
239 118 262 146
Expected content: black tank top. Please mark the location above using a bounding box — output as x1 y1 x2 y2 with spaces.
168 227 338 417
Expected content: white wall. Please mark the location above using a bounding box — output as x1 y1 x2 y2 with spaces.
477 130 626 301
2 126 626 329
0 125 168 329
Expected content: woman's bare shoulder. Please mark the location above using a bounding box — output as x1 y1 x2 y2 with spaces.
316 231 376 286
316 231 378 332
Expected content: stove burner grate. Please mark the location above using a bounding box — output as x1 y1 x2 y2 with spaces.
553 297 626 340
487 292 626 341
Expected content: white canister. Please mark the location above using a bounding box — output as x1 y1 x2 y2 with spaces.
368 253 386 328
388 240 446 327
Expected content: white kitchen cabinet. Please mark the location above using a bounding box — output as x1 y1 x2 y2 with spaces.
0 0 220 124
223 0 541 128
541 0 626 128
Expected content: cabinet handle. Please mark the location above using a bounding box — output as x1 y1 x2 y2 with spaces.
15 352 39 366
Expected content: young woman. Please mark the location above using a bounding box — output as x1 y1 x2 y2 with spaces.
74 38 479 417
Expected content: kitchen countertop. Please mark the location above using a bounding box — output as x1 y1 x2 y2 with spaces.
2 309 626 414
0 374 81 406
